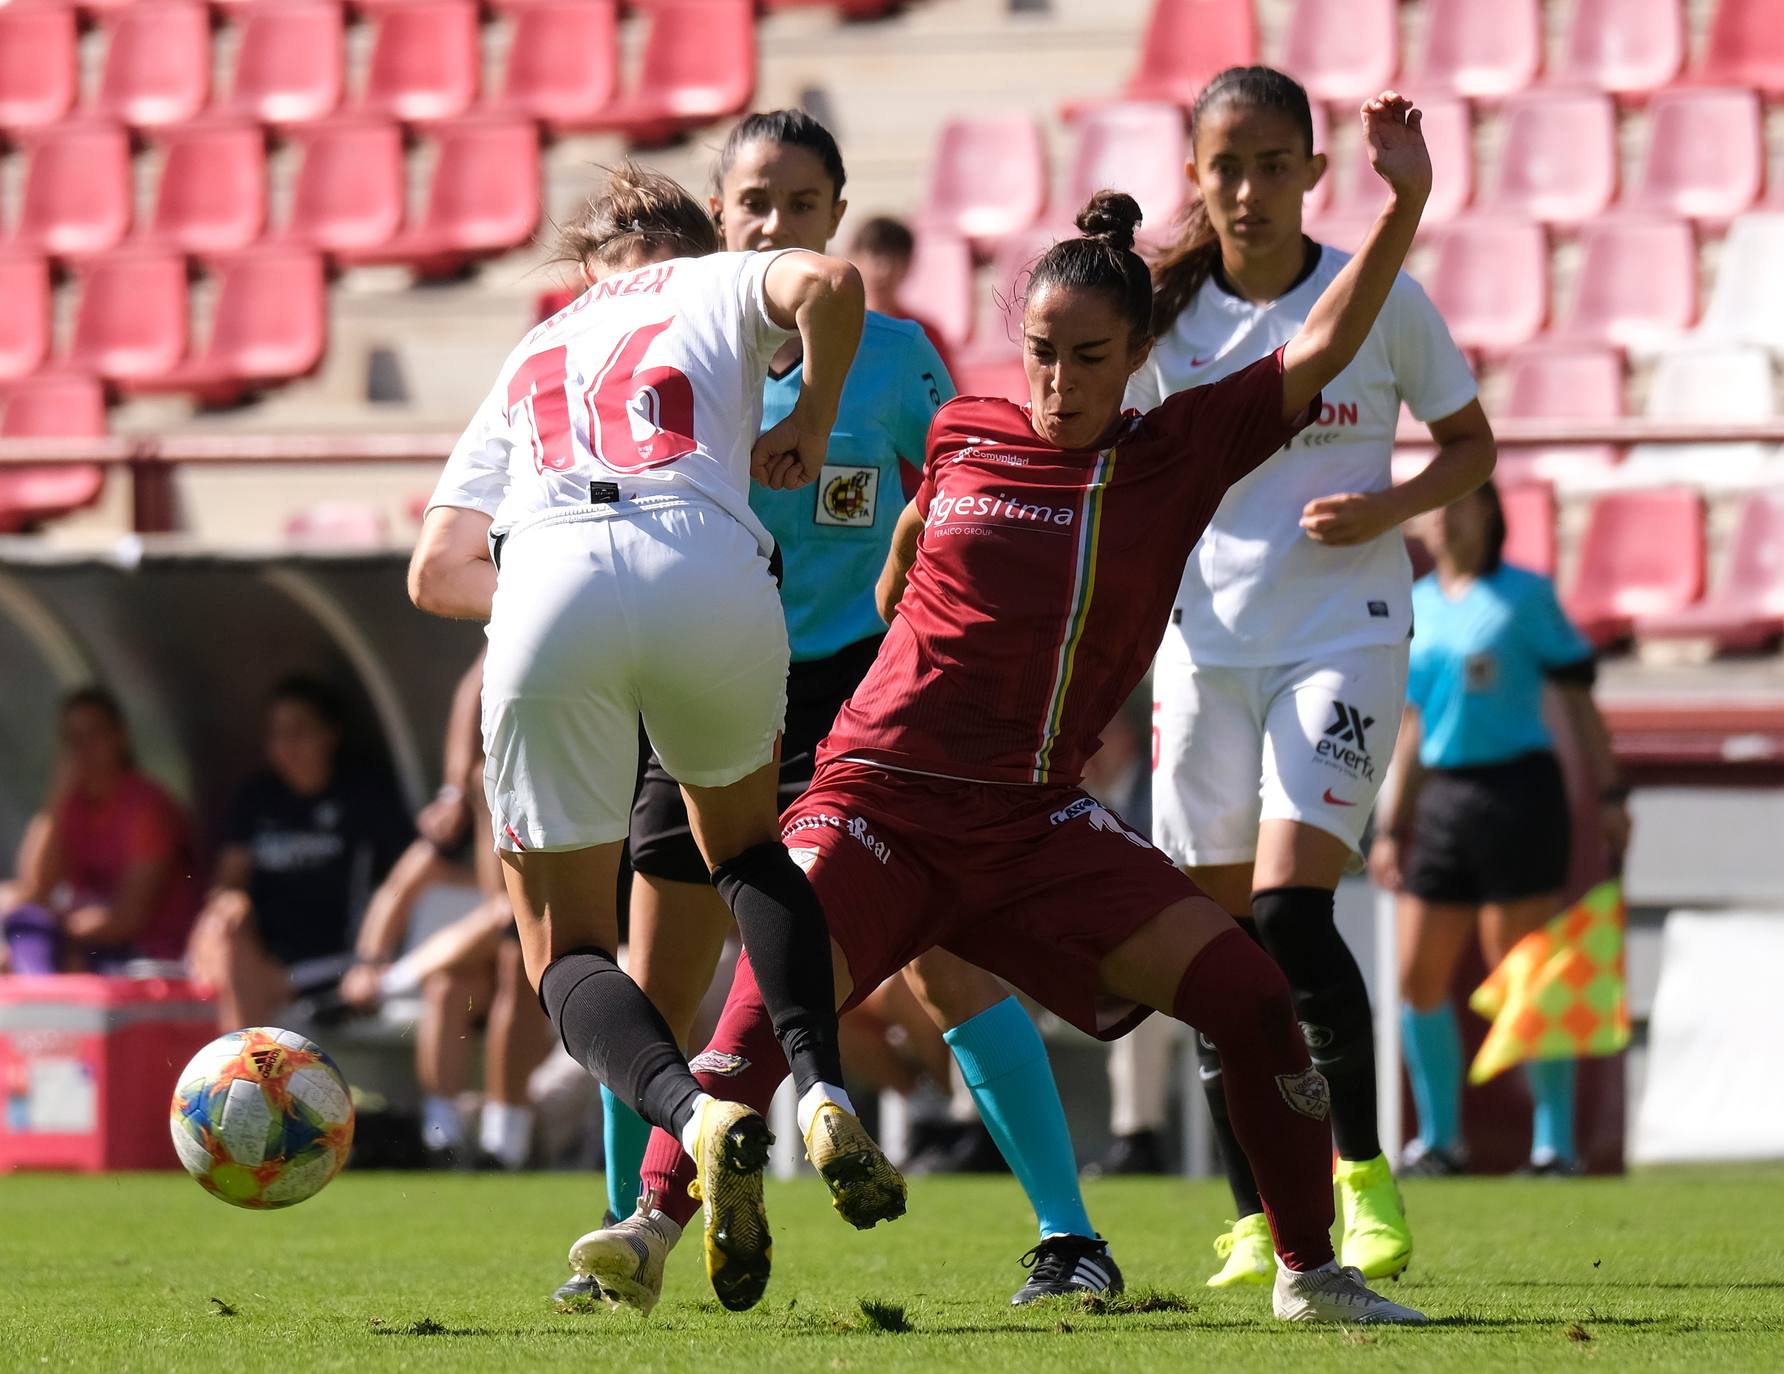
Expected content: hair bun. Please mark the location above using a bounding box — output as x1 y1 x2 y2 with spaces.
1075 191 1143 253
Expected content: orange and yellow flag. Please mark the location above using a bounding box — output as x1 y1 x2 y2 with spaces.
1467 879 1632 1085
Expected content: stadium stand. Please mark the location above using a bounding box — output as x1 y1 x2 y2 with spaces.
1277 0 1398 108
1497 343 1625 482
1564 487 1706 647
12 122 134 258
1699 0 1784 98
1555 0 1685 99
219 1 347 127
1696 212 1784 352
359 0 481 123
1308 94 1470 249
496 0 621 132
282 115 408 256
1625 86 1763 226
1553 215 1697 355
0 373 107 531
0 4 79 133
92 1 212 131
0 253 52 384
1106 0 1259 112
1626 344 1778 485
65 250 188 386
1062 103 1187 243
580 0 756 145
900 230 973 352
1484 90 1617 227
920 115 1049 255
1498 480 1556 576
1411 0 1543 100
1423 216 1548 353
1636 489 1784 653
143 122 270 256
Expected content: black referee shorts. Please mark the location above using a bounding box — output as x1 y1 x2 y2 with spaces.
1402 749 1571 906
628 634 884 885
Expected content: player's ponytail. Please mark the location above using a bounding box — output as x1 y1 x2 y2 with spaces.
1028 191 1153 342
1152 66 1317 334
554 160 719 274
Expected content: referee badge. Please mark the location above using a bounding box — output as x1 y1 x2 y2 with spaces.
815 464 878 527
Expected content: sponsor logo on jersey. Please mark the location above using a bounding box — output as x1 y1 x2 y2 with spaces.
1048 794 1152 848
1293 399 1363 447
1315 700 1376 782
1321 788 1356 807
688 1050 750 1077
815 464 878 527
1277 1067 1332 1121
782 811 892 864
926 490 1076 531
1368 600 1390 618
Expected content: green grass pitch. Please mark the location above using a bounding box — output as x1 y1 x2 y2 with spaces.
5 1166 1782 1371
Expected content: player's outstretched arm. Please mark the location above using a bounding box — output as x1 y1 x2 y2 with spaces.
409 505 497 621
876 499 923 623
1281 92 1430 421
753 252 867 491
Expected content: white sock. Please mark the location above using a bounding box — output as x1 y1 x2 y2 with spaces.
1278 1257 1339 1277
677 1093 716 1157
477 1101 533 1169
796 1082 855 1138
421 1095 464 1150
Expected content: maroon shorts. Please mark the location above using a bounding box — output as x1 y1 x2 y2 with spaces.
781 759 1202 1040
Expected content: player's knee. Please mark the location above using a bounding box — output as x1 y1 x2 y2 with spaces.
536 944 619 1023
1251 886 1372 1062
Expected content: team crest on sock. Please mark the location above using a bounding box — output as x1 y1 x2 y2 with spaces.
688 1050 750 1078
1276 1067 1332 1121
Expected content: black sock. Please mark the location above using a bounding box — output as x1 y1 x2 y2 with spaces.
711 841 845 1098
1195 919 1267 1217
1251 885 1381 1161
538 946 704 1139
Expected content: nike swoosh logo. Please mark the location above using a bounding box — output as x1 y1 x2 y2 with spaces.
1190 355 1214 367
1322 788 1357 807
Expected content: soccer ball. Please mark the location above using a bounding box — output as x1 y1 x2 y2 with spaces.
169 1027 355 1209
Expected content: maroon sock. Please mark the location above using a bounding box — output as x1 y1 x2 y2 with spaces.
640 950 790 1230
1173 926 1336 1270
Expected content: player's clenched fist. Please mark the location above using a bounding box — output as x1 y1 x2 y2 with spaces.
751 405 830 491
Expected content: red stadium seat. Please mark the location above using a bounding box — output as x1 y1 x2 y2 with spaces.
1700 0 1784 97
953 358 1028 404
1064 103 1187 244
0 5 78 132
0 252 52 383
1119 0 1259 109
283 116 405 255
1279 0 1397 107
0 374 107 533
359 0 479 123
66 250 189 385
133 246 326 402
344 114 540 273
1422 217 1547 354
1555 0 1685 99
283 502 390 548
961 228 1058 364
900 231 973 352
1563 488 1704 647
1625 87 1762 226
1413 0 1542 100
12 122 133 258
1627 343 1775 484
1498 482 1556 576
496 0 618 131
1498 343 1623 482
1553 216 1696 354
1697 213 1784 351
144 121 268 255
92 1 211 129
220 1 345 127
921 116 1048 256
1637 490 1784 652
1484 91 1616 226
1308 94 1471 249
588 0 754 146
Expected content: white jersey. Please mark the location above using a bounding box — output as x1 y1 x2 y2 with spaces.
1127 244 1477 666
428 250 797 554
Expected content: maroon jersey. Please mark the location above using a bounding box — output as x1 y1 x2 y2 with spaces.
822 348 1317 785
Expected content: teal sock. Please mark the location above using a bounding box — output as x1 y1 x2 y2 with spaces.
1526 1058 1577 1165
600 1084 652 1220
944 996 1094 1242
1400 1002 1462 1152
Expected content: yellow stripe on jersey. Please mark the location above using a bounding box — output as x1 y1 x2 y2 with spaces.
1033 445 1116 782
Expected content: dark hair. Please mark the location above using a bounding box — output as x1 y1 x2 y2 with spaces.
554 160 719 272
1474 480 1507 575
61 684 125 729
1152 66 1317 334
269 674 345 731
854 215 914 261
1027 191 1154 341
713 109 848 200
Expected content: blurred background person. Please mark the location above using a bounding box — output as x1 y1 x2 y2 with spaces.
187 675 410 1030
1 686 199 974
1371 481 1630 1177
852 214 959 390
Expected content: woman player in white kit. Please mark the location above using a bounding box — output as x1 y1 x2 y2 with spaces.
1128 67 1495 1287
408 163 901 1311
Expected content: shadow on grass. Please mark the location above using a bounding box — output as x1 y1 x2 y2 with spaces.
1494 1280 1784 1292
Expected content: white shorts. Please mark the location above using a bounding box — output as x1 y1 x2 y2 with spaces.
1150 636 1409 867
482 498 788 853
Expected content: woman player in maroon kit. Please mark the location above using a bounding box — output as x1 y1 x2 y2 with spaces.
591 92 1435 1324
